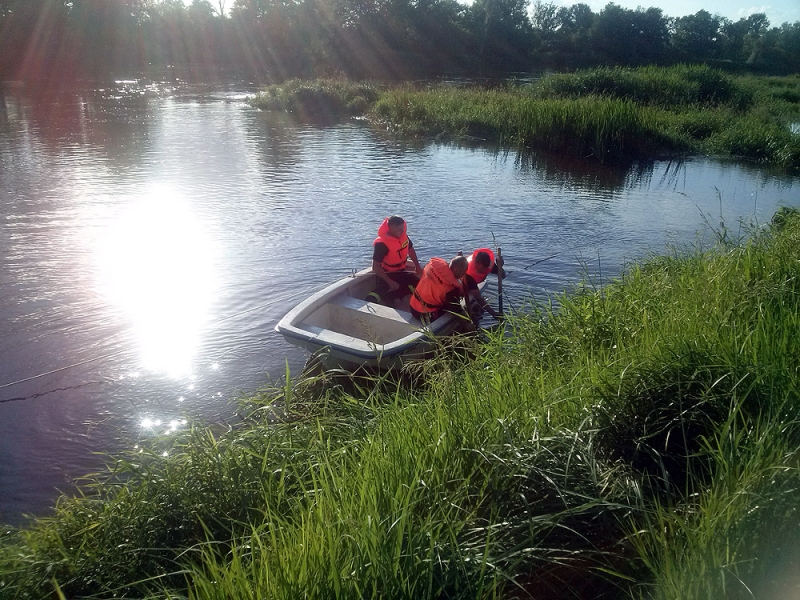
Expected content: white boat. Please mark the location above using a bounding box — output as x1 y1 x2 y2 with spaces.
275 261 486 369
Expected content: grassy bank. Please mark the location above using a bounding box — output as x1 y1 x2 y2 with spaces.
2 209 800 599
250 66 800 170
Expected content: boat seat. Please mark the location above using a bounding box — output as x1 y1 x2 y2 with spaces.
331 295 414 323
300 324 377 352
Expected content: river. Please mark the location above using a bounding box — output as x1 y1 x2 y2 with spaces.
0 78 797 526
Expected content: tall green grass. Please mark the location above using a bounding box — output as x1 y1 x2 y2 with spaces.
247 69 800 170
249 78 382 120
528 64 754 109
373 86 684 162
2 209 799 599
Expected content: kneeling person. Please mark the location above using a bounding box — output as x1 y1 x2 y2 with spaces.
464 248 503 323
410 255 469 322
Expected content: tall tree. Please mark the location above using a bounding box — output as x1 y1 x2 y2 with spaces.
531 0 557 35
773 21 800 73
720 13 767 63
188 0 216 19
211 0 228 17
590 3 668 65
468 0 533 69
672 9 723 61
544 3 594 59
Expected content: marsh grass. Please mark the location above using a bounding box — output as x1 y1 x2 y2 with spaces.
379 68 800 169
248 79 382 121
2 209 799 599
528 65 753 110
373 86 684 162
246 68 799 170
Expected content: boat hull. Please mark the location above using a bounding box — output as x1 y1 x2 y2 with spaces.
275 264 483 370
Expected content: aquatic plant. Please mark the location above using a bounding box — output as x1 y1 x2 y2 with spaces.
373 86 686 162
246 69 800 171
248 79 382 120
528 64 753 110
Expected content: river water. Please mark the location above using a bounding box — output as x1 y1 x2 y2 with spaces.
0 78 797 526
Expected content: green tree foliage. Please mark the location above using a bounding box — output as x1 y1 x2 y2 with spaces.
189 0 217 18
734 15 800 73
0 0 798 80
720 13 769 63
673 10 724 61
771 22 800 73
590 3 670 65
556 3 594 49
468 0 534 70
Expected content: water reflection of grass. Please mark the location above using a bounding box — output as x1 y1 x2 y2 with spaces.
249 67 800 172
2 208 799 599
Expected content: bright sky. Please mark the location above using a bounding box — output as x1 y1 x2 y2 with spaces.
553 0 799 26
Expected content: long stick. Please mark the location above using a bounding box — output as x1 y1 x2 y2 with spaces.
522 253 558 271
497 246 503 317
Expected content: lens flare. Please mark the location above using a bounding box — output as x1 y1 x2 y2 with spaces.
96 189 219 378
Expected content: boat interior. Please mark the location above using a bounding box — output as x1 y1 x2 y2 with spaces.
297 272 423 346
301 295 420 345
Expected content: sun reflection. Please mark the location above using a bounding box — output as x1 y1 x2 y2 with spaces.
140 417 188 433
97 189 219 377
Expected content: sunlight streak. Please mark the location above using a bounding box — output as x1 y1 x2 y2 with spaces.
96 189 220 378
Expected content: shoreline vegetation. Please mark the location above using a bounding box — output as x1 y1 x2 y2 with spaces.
249 66 800 172
2 208 799 598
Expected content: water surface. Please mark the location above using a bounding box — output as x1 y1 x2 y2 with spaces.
1 79 797 525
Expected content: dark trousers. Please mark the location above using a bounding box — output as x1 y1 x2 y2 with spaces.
410 290 465 322
375 271 420 305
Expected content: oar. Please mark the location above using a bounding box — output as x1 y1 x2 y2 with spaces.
497 246 503 317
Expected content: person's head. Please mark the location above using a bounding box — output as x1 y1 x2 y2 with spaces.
473 251 491 274
450 255 468 278
387 215 405 238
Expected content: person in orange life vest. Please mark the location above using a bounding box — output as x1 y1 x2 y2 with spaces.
410 255 469 322
372 215 424 306
464 248 504 323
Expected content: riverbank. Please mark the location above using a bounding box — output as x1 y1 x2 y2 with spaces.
2 208 798 598
250 66 800 172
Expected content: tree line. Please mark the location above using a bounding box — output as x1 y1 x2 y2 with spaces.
1 0 798 81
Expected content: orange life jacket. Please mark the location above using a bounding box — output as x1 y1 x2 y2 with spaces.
410 257 463 314
373 218 410 272
466 248 495 285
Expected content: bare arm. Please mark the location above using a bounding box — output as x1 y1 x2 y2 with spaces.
469 289 500 320
407 245 423 275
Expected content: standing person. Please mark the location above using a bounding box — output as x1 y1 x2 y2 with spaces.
372 215 424 306
464 248 504 323
410 255 470 323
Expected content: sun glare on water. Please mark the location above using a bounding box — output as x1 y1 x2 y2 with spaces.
96 190 220 378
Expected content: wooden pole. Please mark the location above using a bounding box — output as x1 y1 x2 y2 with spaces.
497 247 503 317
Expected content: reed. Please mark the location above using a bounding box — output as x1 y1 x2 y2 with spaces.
373 86 685 161
2 209 799 599
529 64 753 109
248 78 382 119
371 78 800 169
247 70 800 170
